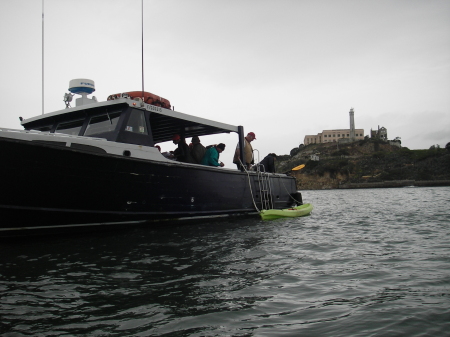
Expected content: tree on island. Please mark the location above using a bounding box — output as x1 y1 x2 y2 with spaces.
290 147 300 156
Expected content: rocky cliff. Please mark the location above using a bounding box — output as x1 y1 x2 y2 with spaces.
276 139 450 190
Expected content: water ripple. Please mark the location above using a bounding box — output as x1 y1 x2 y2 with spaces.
0 187 449 336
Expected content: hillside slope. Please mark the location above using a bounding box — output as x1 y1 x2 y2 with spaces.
276 140 450 190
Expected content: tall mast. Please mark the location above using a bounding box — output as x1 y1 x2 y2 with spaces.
141 0 144 99
42 0 44 115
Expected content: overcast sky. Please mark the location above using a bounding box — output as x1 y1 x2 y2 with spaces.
1 0 449 166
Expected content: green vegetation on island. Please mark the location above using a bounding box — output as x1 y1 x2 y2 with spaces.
276 139 450 190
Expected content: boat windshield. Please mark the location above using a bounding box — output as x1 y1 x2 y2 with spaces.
124 110 148 135
31 125 52 133
84 111 121 136
55 119 85 136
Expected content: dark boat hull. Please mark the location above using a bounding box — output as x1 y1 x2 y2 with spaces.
0 137 298 232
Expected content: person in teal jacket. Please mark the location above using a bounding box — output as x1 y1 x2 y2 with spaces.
201 143 225 167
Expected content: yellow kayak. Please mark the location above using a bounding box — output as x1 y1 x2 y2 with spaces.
260 203 313 220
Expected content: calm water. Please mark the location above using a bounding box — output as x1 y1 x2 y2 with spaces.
1 187 449 336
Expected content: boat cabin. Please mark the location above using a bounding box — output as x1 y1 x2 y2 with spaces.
21 98 242 149
21 80 246 166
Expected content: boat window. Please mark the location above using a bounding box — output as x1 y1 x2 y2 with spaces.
84 111 121 136
31 125 52 133
125 110 148 135
55 119 85 135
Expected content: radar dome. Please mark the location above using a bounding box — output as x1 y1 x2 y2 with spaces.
68 79 95 95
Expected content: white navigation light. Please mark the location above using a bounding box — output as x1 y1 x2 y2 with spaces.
66 79 97 107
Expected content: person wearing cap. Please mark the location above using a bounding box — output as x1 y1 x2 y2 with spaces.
255 153 277 173
233 132 256 170
172 134 195 163
201 143 225 167
190 136 206 164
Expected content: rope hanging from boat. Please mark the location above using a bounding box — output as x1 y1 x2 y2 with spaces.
255 164 274 210
243 153 302 208
280 177 303 205
251 149 275 210
238 158 261 212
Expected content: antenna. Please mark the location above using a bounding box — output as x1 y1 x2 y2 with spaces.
141 0 144 100
42 0 44 115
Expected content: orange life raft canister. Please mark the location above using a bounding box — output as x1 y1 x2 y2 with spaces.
107 91 171 109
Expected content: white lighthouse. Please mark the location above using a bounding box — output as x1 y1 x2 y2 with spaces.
349 107 355 140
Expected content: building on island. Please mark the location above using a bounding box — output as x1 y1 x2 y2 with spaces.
304 129 365 145
370 125 387 140
303 108 364 145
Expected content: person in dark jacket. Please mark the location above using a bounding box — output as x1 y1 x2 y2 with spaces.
257 153 277 173
172 134 195 163
190 136 206 164
201 143 225 167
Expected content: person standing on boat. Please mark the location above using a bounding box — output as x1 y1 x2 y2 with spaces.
172 134 195 163
255 153 277 173
233 132 256 170
190 136 206 164
201 143 225 167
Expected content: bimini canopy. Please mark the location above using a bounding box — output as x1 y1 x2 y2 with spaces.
149 106 240 143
